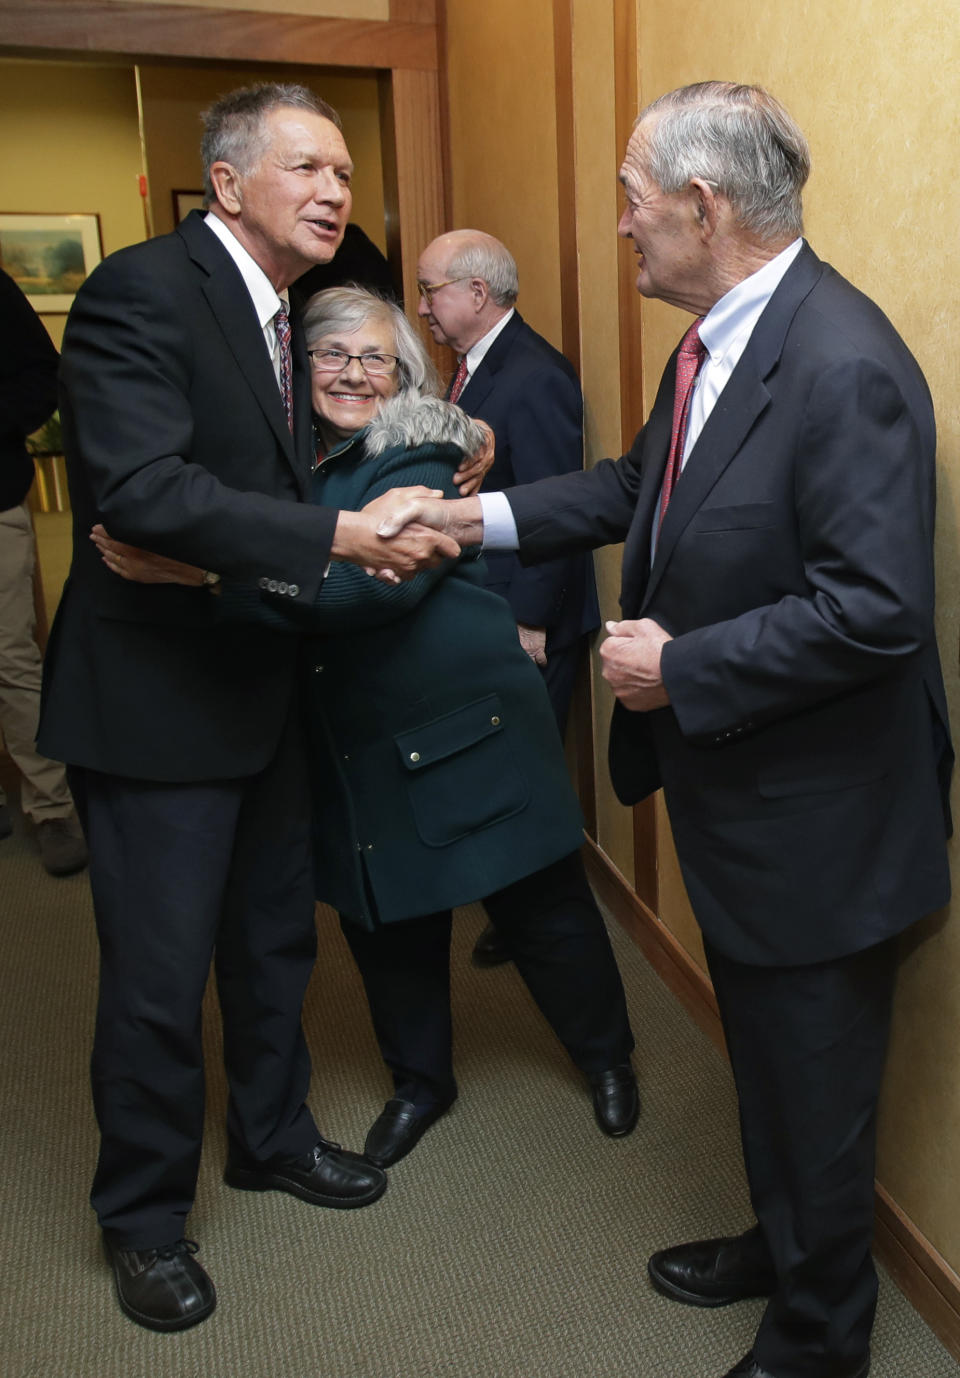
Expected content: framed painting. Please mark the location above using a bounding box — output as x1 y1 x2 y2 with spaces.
172 189 205 225
0 212 103 313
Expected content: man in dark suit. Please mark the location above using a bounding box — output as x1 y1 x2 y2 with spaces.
416 229 600 969
377 82 952 1378
38 82 460 1333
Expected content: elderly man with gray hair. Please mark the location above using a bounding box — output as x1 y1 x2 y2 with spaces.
380 82 952 1378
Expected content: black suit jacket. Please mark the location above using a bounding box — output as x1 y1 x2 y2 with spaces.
458 311 599 652
39 211 338 781
0 266 59 511
506 244 952 965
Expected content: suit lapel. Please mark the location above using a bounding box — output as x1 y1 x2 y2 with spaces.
638 244 824 613
456 310 524 412
178 213 307 495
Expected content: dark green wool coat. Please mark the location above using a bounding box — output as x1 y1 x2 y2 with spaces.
224 395 586 928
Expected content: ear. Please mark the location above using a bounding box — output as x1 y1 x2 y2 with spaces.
209 162 243 216
470 277 490 312
690 178 721 240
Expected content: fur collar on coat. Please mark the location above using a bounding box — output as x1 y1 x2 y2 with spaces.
363 391 487 458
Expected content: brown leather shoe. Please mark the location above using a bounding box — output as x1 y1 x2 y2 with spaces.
103 1235 216 1332
649 1226 776 1307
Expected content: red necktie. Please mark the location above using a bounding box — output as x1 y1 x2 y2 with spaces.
657 318 706 532
448 357 468 403
275 298 293 433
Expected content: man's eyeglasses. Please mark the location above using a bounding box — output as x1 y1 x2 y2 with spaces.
416 277 468 307
308 349 400 377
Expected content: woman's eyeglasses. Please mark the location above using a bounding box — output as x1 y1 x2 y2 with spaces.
308 349 400 376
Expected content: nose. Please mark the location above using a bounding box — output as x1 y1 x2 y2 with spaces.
417 294 430 318
617 206 633 238
338 355 366 385
316 168 347 206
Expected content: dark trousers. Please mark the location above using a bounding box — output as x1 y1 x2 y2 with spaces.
341 850 634 1111
68 713 320 1249
540 634 585 735
705 937 899 1378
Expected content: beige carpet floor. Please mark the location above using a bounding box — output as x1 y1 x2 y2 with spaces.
1 798 958 1378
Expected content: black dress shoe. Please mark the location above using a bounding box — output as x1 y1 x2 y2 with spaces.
723 1351 870 1378
471 923 511 967
103 1235 216 1332
589 1062 639 1136
648 1227 776 1307
224 1135 387 1208
364 1096 456 1167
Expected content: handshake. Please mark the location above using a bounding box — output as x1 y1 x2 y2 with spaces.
339 487 485 584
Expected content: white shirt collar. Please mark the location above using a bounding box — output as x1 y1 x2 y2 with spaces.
203 211 286 327
698 238 804 366
464 307 515 375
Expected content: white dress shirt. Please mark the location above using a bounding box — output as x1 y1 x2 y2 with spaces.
203 212 289 391
480 239 804 550
459 307 515 387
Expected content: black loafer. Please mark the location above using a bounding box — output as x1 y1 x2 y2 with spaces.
103 1235 216 1332
649 1227 777 1307
471 923 511 968
224 1135 387 1208
723 1352 870 1378
589 1063 639 1136
364 1096 455 1168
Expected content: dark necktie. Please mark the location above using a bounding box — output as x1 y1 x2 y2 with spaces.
275 298 293 433
657 318 707 532
447 357 468 403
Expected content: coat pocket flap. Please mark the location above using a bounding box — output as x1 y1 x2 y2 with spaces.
396 694 505 771
690 502 776 532
757 765 885 799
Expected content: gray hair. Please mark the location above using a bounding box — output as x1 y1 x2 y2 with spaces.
445 233 519 308
301 285 441 398
201 83 340 207
638 82 810 240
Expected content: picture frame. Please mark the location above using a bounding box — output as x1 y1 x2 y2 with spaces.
0 211 103 313
172 189 205 225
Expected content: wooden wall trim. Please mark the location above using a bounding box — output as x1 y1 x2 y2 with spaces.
551 0 579 376
0 0 438 70
583 834 960 1363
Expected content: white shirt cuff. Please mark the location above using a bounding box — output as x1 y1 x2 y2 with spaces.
478 491 519 550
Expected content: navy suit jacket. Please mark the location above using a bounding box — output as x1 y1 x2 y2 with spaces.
457 311 599 652
505 244 952 965
39 211 338 781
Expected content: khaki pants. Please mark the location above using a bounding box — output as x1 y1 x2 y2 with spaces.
0 501 73 822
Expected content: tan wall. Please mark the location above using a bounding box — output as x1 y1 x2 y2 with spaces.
0 61 145 350
444 0 563 349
